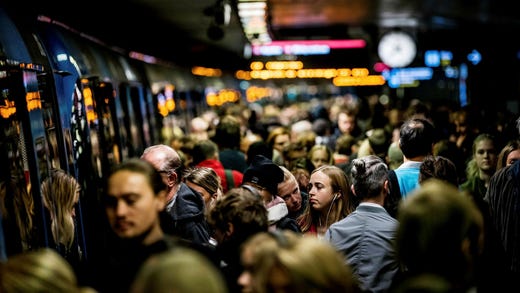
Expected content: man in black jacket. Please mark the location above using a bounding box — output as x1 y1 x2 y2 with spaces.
141 144 211 246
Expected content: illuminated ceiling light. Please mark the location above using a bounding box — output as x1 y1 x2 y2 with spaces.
238 0 271 45
215 0 232 26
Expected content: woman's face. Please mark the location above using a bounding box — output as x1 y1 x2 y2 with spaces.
307 170 334 212
273 134 290 152
474 139 497 172
506 149 520 166
310 149 330 169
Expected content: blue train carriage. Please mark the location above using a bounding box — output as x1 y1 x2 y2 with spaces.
0 6 53 258
31 15 168 259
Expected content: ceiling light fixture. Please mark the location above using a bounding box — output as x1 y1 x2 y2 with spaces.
237 0 271 45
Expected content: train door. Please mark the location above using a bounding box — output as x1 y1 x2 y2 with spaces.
0 62 51 256
144 86 161 145
31 21 117 262
118 83 148 157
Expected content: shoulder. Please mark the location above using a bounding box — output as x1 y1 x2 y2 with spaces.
174 184 205 212
178 183 202 199
231 169 243 176
276 216 301 233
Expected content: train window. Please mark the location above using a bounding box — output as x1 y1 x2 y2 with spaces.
0 67 51 255
118 83 146 157
95 81 122 167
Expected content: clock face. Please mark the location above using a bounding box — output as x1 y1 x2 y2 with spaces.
377 31 417 68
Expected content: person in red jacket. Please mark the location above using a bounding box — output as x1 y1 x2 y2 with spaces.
191 139 243 193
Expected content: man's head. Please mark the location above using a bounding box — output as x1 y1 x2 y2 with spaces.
206 187 268 246
277 166 302 214
104 158 167 245
191 139 219 165
337 108 357 135
399 118 435 160
141 144 183 201
396 179 483 281
243 155 284 203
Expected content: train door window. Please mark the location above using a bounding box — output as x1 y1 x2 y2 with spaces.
130 85 152 147
118 83 145 157
84 79 123 174
0 65 52 255
144 87 160 144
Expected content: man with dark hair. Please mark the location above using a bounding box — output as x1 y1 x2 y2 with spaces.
393 117 435 197
213 115 248 173
191 139 243 193
326 155 398 293
92 159 185 292
206 187 268 293
386 118 435 218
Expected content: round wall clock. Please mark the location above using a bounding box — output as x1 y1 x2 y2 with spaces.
377 31 417 68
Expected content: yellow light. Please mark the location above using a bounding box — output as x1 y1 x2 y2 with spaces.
333 75 386 86
26 91 41 112
0 99 16 119
237 64 386 86
192 66 222 77
166 98 175 112
250 61 264 70
82 87 98 123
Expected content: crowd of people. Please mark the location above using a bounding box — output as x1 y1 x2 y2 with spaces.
1 95 520 293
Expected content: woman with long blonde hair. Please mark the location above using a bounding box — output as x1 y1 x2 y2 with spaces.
41 169 82 269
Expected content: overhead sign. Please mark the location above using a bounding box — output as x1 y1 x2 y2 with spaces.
252 39 367 56
382 67 434 88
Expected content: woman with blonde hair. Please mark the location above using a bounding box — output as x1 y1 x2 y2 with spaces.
297 165 356 238
131 247 227 293
183 166 223 212
0 175 35 256
266 126 291 166
0 248 95 293
41 169 83 270
239 230 360 293
307 144 334 170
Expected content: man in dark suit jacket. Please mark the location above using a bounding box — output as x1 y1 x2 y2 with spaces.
141 144 211 246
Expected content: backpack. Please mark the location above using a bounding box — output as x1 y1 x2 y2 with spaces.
224 169 235 190
385 169 401 218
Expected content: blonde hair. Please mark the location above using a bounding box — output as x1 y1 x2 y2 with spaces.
41 169 80 249
0 248 93 293
183 167 223 208
396 179 484 287
0 176 34 251
307 144 334 167
131 247 227 293
242 231 359 293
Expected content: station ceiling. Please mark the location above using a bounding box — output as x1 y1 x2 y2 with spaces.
6 0 520 71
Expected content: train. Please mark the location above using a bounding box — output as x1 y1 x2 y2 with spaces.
0 5 239 260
